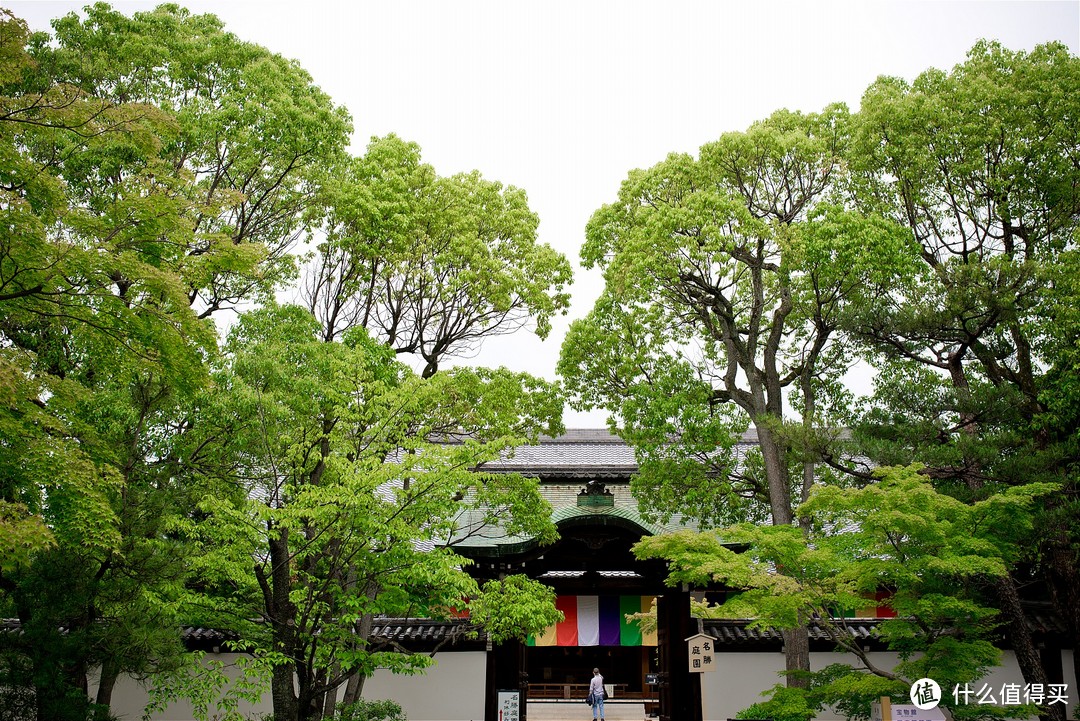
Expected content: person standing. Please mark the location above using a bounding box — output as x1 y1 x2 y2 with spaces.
589 667 605 721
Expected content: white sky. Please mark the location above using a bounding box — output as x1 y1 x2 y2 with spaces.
10 1 1080 427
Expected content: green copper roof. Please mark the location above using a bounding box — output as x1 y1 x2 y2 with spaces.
549 504 669 536
449 502 684 559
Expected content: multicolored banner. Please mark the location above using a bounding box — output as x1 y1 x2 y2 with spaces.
527 595 657 647
836 591 898 619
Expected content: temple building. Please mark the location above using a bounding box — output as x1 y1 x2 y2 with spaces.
108 430 1074 721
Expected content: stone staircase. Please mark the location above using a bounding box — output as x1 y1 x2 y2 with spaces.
526 701 651 721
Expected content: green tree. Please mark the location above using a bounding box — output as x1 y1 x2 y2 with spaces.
284 133 572 711
175 304 563 720
303 134 572 374
558 105 910 684
636 466 1054 721
0 8 216 718
35 2 352 314
843 41 1080 712
0 4 351 718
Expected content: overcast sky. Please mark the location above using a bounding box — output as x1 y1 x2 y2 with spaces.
9 1 1080 426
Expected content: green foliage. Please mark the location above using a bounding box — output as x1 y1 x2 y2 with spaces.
335 699 406 721
307 134 572 371
171 303 562 717
844 40 1080 708
560 102 911 535
36 2 353 311
736 685 817 721
636 466 1054 718
142 655 269 721
469 576 563 644
846 40 1080 486
0 3 349 717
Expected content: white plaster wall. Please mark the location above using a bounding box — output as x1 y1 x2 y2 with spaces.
103 651 486 721
701 650 1076 721
102 649 1076 721
363 652 486 721
104 653 271 721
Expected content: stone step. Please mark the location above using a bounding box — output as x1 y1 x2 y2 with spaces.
525 701 651 721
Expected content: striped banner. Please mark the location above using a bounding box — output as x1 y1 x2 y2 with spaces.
528 596 657 647
836 591 898 619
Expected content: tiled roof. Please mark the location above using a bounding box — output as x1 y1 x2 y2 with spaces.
369 617 476 645
702 619 883 647
3 609 1067 653
474 429 761 478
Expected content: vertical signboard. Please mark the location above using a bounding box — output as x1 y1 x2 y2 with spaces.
497 689 521 721
686 633 717 673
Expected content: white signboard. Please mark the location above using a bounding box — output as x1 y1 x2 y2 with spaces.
497 690 521 721
686 633 717 673
873 699 946 721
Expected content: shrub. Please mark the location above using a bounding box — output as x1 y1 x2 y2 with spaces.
336 699 407 721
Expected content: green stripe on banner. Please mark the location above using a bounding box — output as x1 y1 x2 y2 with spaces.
619 595 642 646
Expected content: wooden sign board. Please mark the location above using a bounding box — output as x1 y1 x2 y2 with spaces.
686 633 717 673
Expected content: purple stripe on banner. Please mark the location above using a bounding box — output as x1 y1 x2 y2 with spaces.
599 595 621 645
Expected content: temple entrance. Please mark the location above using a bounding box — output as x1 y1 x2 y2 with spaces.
464 476 703 721
526 645 656 699
525 646 659 721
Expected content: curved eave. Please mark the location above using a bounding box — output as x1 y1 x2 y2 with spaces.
454 505 668 560
549 505 668 536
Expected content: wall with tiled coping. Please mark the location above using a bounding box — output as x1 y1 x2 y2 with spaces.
103 649 1075 721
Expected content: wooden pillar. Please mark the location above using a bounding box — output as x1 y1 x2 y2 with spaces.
485 639 527 721
657 589 702 721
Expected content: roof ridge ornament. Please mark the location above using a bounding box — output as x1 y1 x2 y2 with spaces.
578 479 615 507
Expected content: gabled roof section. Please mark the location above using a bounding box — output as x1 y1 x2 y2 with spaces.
549 504 672 536
473 428 761 479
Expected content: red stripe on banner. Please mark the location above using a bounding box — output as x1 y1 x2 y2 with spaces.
556 596 578 646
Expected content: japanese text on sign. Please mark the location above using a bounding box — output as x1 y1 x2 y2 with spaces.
687 634 716 673
497 690 520 721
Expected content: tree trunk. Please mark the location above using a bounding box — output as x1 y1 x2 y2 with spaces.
339 611 375 706
1046 540 1080 693
995 575 1065 721
321 666 342 717
755 424 793 526
754 421 812 689
947 357 1064 721
269 528 300 721
782 627 811 690
340 582 379 707
94 658 119 712
341 671 367 706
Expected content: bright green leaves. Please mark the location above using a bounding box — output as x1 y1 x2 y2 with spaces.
853 41 1080 263
1 7 213 383
309 134 572 370
469 575 562 645
2 4 566 718
181 303 562 714
563 105 890 530
2 5 345 716
847 41 1080 388
799 466 1052 590
39 2 352 314
0 501 54 573
637 466 1054 710
843 49 1080 698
